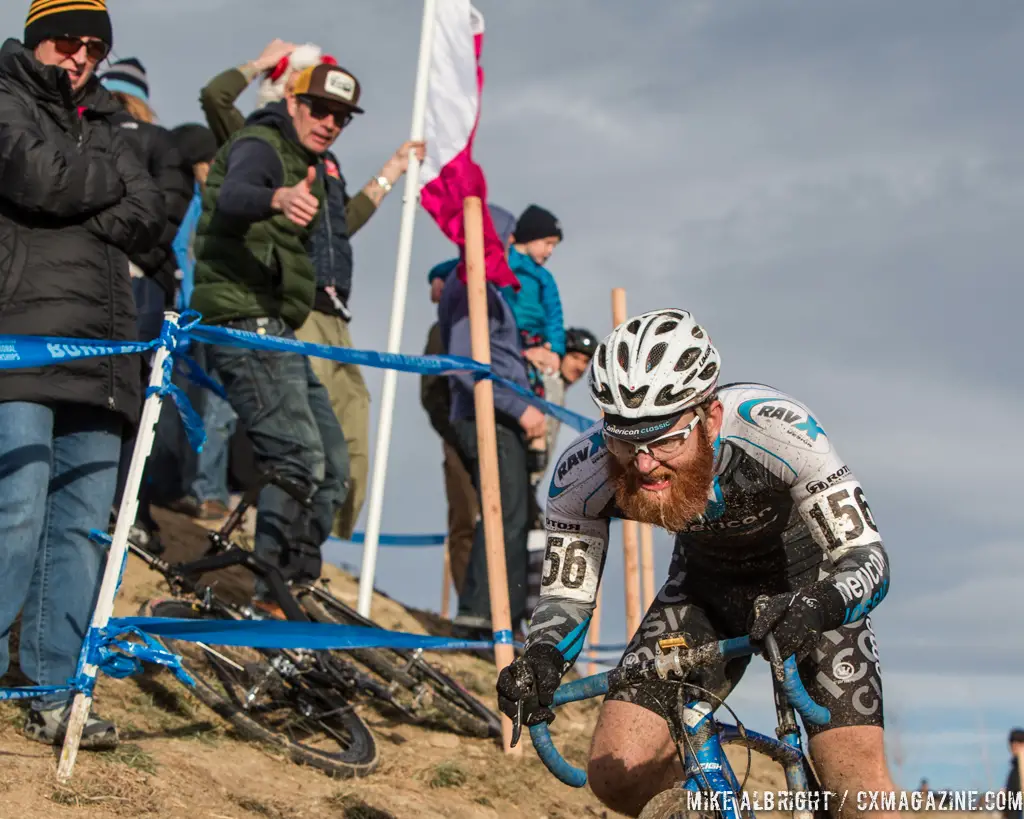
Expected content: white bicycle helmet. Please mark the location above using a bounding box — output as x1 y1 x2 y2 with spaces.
590 309 721 440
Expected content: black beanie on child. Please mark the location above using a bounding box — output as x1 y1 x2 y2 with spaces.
514 204 563 244
171 124 218 167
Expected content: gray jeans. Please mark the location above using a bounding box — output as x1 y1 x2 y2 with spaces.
207 317 349 588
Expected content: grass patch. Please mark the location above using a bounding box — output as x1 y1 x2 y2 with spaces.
475 795 494 807
329 793 397 819
0 700 24 730
231 795 289 818
106 742 158 774
428 759 467 789
48 766 157 814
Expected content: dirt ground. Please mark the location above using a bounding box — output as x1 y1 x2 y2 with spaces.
0 508 958 818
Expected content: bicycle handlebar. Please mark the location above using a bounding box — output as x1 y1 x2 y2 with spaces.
529 635 831 789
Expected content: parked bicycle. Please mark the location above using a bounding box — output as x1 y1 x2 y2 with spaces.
519 618 833 819
131 470 500 776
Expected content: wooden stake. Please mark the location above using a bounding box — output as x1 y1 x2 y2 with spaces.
611 288 642 638
640 524 656 610
441 542 452 619
464 197 520 755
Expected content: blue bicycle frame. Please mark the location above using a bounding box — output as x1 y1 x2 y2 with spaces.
529 636 831 819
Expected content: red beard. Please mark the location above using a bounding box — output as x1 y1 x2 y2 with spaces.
610 428 716 532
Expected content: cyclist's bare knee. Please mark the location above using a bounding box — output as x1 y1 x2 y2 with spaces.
811 725 897 819
587 700 678 817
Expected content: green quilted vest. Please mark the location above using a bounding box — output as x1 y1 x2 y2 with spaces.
191 124 325 329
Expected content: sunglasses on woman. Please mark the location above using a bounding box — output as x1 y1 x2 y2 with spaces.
52 36 109 63
602 413 702 462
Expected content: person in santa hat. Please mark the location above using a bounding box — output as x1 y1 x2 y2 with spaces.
194 41 423 545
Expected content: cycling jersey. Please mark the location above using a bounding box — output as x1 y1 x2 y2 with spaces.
527 382 890 668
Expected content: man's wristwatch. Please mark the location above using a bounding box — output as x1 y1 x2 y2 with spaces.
375 175 393 194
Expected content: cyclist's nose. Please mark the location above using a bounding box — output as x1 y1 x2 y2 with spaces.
635 451 661 473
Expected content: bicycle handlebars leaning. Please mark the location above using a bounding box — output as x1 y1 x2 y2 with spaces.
527 635 831 789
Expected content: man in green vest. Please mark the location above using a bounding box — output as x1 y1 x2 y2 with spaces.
191 63 363 608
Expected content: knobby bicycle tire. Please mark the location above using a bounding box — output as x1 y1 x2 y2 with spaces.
296 587 501 739
140 597 378 778
638 788 718 819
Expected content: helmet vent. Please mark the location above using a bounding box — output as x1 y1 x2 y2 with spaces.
626 320 641 334
691 325 705 339
618 384 649 409
616 341 630 372
594 384 614 404
656 385 696 407
699 362 719 381
646 342 667 372
655 321 678 335
675 347 702 371
597 343 607 369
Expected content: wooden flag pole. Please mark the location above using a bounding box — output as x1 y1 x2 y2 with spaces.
611 288 642 638
640 524 656 610
464 196 520 754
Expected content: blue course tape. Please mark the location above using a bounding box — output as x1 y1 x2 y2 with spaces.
334 533 447 547
492 629 515 645
587 643 628 653
111 617 502 652
0 622 195 702
0 313 596 448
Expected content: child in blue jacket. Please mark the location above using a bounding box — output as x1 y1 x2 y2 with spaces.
501 205 565 399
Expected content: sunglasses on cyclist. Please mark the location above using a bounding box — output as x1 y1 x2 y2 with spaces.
52 36 109 63
602 413 702 462
300 97 354 129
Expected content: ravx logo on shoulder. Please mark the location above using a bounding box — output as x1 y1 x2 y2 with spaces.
737 398 826 444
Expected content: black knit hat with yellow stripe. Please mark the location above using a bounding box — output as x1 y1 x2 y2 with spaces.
25 0 113 50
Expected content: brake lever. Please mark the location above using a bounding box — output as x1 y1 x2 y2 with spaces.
510 697 523 748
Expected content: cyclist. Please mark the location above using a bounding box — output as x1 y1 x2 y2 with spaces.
498 309 897 818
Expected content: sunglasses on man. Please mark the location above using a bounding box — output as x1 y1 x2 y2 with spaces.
602 412 702 462
52 36 109 63
300 97 355 129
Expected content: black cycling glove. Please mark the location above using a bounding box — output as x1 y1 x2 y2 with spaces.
749 591 828 661
496 643 565 727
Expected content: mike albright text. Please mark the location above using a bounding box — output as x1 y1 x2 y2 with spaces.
686 789 1023 813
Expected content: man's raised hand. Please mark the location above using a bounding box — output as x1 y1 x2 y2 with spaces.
272 166 319 227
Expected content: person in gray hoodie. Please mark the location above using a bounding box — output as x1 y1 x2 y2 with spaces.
437 204 546 637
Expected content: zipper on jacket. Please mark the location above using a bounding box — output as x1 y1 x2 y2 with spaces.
106 246 116 413
322 163 335 278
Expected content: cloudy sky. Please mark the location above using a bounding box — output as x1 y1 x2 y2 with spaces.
3 0 1019 792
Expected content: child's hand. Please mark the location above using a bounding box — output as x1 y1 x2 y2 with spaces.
524 347 560 375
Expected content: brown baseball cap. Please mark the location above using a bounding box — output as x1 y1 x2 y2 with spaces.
291 64 364 114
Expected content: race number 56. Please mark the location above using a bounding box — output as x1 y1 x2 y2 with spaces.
541 535 603 601
806 484 878 549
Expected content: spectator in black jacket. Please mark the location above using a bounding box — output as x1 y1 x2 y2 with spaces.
0 0 164 751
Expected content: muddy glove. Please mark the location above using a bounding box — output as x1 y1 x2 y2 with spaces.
496 643 565 727
749 591 828 661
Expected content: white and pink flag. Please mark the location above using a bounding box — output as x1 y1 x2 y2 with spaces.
419 1 518 290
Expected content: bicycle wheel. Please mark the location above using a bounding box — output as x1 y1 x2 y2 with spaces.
141 597 378 778
296 586 501 739
639 788 718 819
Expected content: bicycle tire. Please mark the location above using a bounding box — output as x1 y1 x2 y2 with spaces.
140 597 379 778
296 587 501 739
638 788 717 819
